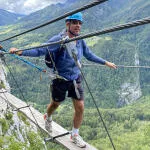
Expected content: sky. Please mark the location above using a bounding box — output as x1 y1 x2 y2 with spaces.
0 0 67 15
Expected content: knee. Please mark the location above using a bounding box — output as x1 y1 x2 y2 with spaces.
49 101 60 109
53 102 60 108
75 102 84 114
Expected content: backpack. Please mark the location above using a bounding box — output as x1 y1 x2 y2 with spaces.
45 32 67 69
45 50 55 68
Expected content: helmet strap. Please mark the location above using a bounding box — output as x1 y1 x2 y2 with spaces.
68 23 79 37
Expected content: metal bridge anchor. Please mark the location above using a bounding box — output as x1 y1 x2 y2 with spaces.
44 131 71 142
13 105 30 111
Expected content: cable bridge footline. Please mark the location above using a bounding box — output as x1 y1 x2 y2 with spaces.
0 89 97 150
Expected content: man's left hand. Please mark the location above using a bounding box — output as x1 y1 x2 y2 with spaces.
105 61 117 69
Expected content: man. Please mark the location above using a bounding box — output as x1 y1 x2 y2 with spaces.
9 12 117 148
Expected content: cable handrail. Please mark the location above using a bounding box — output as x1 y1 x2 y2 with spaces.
3 17 150 54
82 64 150 69
0 0 108 42
0 47 67 80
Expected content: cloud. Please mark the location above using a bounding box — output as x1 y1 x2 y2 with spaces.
0 0 67 14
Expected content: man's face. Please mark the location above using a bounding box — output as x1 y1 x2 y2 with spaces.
66 20 82 36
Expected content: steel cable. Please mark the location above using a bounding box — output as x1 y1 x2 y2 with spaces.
0 0 108 42
3 17 149 54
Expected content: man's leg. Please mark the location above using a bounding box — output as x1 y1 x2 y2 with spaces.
47 100 60 117
72 99 84 129
45 79 67 132
44 100 60 133
71 99 86 148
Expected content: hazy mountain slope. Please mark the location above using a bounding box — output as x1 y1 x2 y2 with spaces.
0 9 24 26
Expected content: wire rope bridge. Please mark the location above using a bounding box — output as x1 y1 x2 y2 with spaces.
0 0 150 150
0 89 96 150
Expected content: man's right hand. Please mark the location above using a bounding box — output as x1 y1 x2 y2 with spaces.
9 48 23 55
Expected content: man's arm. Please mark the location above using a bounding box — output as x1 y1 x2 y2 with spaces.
9 35 61 57
9 47 47 57
82 40 117 69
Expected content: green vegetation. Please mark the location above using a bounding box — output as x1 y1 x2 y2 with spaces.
5 136 25 150
53 96 150 150
0 136 4 148
0 118 9 134
27 131 45 150
0 112 66 150
0 97 150 150
17 112 30 126
5 112 14 125
5 112 13 120
0 81 5 89
0 0 150 149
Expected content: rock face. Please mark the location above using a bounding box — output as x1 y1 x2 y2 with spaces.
0 97 46 149
0 58 10 92
117 82 142 107
0 72 45 149
117 52 142 107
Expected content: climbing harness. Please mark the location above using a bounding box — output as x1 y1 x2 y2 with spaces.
73 80 80 99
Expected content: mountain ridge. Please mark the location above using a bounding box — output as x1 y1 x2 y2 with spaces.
0 9 25 26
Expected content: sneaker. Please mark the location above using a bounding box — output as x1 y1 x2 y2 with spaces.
44 113 52 133
71 134 86 148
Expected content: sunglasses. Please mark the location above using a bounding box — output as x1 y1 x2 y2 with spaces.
71 20 82 25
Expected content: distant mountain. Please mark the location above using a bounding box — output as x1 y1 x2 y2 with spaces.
0 9 25 26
